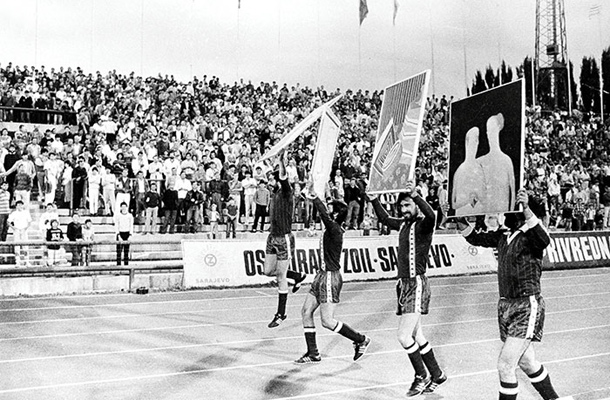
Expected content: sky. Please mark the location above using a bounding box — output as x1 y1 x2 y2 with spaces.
0 0 607 98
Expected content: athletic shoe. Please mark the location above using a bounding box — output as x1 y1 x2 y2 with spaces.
267 313 287 328
406 375 431 397
294 353 321 364
423 372 447 393
353 336 371 361
292 273 307 293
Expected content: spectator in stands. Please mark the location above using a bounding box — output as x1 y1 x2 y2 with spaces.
602 186 610 229
207 203 220 239
344 177 363 229
227 168 242 220
46 219 64 267
0 180 10 241
114 202 134 266
71 158 88 210
208 172 226 224
101 166 116 216
252 180 269 232
8 200 31 266
184 181 204 234
293 182 304 224
66 213 83 266
242 170 257 227
115 168 131 213
3 143 20 197
175 170 192 224
225 197 238 239
160 184 178 234
87 167 101 215
143 182 160 234
81 218 94 266
132 170 149 224
13 163 33 209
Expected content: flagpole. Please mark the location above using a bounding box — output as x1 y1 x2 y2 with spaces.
428 1 435 94
190 0 194 79
90 0 94 71
598 13 604 121
34 0 38 66
236 0 240 81
358 28 362 87
277 0 281 82
140 0 144 77
393 25 397 82
317 0 320 88
462 26 468 96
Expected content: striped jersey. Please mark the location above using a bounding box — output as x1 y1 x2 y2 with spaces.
463 216 550 298
269 178 293 236
372 195 436 278
313 197 343 272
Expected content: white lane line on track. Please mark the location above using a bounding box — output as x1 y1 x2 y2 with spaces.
255 291 274 297
1 301 608 344
0 331 608 395
2 280 608 313
1 289 609 327
0 268 607 303
1 311 608 364
2 302 608 343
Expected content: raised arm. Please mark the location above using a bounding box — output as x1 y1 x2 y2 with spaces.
312 197 333 229
412 192 436 233
521 189 550 251
370 197 402 230
278 151 291 194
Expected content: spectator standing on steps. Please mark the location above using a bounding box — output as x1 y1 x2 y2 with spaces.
252 180 269 232
8 200 32 267
81 218 95 266
66 213 83 266
160 184 178 234
143 182 161 234
114 202 134 266
344 177 363 229
101 167 116 216
184 181 204 233
45 219 64 267
0 180 11 242
224 197 238 239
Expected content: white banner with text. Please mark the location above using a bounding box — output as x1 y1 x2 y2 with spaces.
182 234 497 288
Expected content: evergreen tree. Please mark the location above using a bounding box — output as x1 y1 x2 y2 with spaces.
471 70 487 95
484 65 496 90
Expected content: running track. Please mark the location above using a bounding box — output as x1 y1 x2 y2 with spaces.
1 267 609 399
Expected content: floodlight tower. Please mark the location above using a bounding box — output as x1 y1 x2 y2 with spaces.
535 0 571 111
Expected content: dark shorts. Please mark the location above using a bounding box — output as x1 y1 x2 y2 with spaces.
498 295 545 342
309 270 343 304
266 233 295 261
396 275 431 315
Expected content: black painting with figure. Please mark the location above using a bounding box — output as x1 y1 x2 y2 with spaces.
448 79 524 217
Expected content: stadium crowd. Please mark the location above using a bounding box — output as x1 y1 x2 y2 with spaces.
0 61 609 240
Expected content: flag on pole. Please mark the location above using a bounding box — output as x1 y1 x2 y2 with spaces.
311 110 341 199
589 4 601 18
393 0 399 25
359 0 368 25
